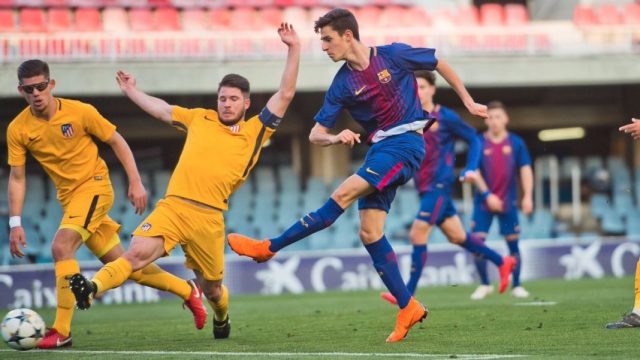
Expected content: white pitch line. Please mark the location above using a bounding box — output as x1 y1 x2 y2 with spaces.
514 301 557 306
0 349 527 359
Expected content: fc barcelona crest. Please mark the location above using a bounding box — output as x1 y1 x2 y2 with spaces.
61 123 74 138
377 69 392 83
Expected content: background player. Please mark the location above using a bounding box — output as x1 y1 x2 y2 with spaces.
7 59 206 349
228 9 513 343
468 101 534 300
69 23 300 340
380 71 515 306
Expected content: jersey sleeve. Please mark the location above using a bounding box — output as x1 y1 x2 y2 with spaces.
83 104 117 142
258 106 282 129
247 111 276 144
387 43 438 71
171 105 200 132
514 135 532 168
313 80 344 128
6 122 27 166
447 111 481 171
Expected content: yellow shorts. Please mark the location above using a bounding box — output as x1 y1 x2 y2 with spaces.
132 196 225 281
59 180 121 258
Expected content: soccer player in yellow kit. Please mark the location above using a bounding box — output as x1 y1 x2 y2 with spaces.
69 23 300 339
606 117 640 329
7 59 207 349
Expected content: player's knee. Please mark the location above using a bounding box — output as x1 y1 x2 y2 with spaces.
330 188 356 208
201 282 222 302
51 237 79 261
359 228 382 244
447 232 466 245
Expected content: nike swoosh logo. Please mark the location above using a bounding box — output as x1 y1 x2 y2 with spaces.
69 215 81 219
56 336 72 347
28 136 40 142
365 167 380 176
204 115 216 121
355 85 366 96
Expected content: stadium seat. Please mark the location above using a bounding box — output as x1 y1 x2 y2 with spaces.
208 7 231 30
154 7 180 31
19 8 46 32
182 8 207 31
504 3 528 26
479 3 504 26
75 7 102 32
229 7 259 30
103 7 129 32
623 3 640 25
573 4 597 26
601 212 625 235
129 8 153 31
0 9 15 32
590 193 611 219
403 6 432 28
596 4 621 25
456 5 480 26
47 8 71 32
260 7 283 29
282 6 308 31
356 5 381 28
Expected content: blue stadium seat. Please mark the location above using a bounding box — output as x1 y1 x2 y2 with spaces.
584 156 604 175
152 169 171 198
590 193 611 219
278 165 300 191
254 166 276 193
626 211 640 237
601 212 625 235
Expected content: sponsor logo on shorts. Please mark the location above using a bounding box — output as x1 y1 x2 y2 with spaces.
141 223 152 232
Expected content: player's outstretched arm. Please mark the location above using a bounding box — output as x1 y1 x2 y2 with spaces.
105 132 148 215
309 123 361 147
115 70 174 124
8 166 27 258
520 165 534 215
435 59 487 119
619 118 640 140
265 23 301 118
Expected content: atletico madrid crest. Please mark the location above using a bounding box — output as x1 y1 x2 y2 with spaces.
61 123 74 138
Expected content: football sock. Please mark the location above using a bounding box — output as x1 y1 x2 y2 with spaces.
365 235 411 309
460 233 503 266
207 285 229 321
93 257 133 295
507 239 521 288
406 244 427 295
474 254 490 285
52 259 79 337
269 198 344 252
634 259 640 315
129 263 191 300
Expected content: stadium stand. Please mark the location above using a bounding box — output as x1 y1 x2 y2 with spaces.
75 7 102 32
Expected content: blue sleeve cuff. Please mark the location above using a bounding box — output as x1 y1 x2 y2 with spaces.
258 107 282 129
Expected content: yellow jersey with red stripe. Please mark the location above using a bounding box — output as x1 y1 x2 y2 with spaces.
6 98 116 203
166 105 279 211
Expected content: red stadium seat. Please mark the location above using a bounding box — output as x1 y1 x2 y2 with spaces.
154 7 180 31
0 0 14 8
19 8 46 32
208 7 231 30
404 6 431 28
229 7 259 30
356 5 381 28
182 8 207 31
573 4 597 26
596 4 621 25
623 3 640 25
378 5 403 28
260 7 283 29
75 7 102 32
282 6 308 31
457 5 479 26
129 8 153 31
103 7 129 32
48 8 71 32
504 3 528 26
480 3 504 26
0 9 15 32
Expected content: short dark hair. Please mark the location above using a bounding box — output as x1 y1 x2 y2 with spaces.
487 101 506 111
218 74 250 96
414 70 436 86
17 59 50 83
314 8 360 41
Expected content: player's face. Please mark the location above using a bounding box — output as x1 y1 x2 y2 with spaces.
217 86 250 125
486 108 509 134
18 75 55 113
319 26 349 62
416 78 435 106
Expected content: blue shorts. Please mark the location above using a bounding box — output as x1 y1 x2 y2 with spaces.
416 188 458 226
471 202 520 236
357 132 425 212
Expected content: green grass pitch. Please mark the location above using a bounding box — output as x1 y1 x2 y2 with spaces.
1 277 638 359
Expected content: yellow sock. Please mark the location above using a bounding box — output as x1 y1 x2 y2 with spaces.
52 259 80 337
129 263 191 300
93 257 133 295
634 259 640 312
207 285 229 321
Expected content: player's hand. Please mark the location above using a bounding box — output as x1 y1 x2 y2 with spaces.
521 196 533 215
619 118 640 140
277 22 299 48
459 169 478 183
466 102 488 119
485 193 504 213
128 180 148 215
116 70 137 94
332 130 361 148
9 227 27 258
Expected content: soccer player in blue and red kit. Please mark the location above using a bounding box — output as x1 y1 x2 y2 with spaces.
228 8 502 342
469 101 534 300
380 71 516 306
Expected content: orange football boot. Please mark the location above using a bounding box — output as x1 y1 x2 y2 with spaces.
227 233 275 263
386 297 428 343
498 256 517 294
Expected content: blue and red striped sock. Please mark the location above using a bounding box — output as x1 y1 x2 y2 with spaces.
365 235 412 308
507 239 521 287
406 244 427 295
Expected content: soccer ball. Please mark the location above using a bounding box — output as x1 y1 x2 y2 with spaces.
1 308 45 351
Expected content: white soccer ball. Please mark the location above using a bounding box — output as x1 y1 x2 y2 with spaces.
1 308 46 351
